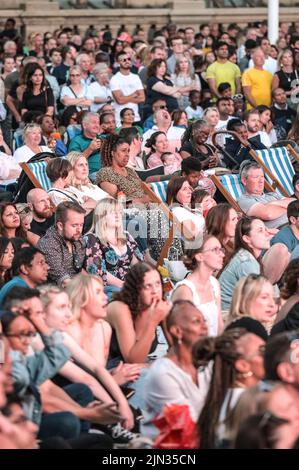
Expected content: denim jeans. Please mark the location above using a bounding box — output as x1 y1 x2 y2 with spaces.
38 383 94 440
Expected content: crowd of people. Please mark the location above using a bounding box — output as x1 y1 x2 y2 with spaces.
0 16 299 449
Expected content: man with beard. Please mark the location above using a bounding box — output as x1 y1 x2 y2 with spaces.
37 201 86 286
27 188 54 237
244 108 271 148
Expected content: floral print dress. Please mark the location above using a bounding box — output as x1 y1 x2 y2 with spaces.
84 231 144 284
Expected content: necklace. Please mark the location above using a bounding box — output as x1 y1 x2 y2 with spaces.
283 70 293 83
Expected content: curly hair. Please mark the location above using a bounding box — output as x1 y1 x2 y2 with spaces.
280 259 299 300
113 262 159 318
100 134 128 167
193 328 248 449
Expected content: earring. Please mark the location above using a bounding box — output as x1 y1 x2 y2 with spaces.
178 338 182 345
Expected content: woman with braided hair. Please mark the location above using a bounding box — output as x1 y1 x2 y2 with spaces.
193 328 266 448
95 134 149 204
180 119 219 170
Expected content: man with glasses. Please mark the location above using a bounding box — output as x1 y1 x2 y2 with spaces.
110 50 145 127
143 98 167 132
167 35 193 75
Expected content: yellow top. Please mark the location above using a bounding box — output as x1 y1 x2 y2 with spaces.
206 60 241 95
241 67 273 108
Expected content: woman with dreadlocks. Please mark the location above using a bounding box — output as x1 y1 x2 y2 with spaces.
193 328 266 448
180 119 219 170
95 134 149 204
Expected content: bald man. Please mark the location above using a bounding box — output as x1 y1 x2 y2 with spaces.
27 188 54 237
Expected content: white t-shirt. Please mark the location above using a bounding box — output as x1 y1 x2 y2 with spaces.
185 105 204 120
68 183 110 201
60 84 89 111
141 357 210 439
172 205 205 243
86 82 113 113
13 145 52 164
0 152 21 184
110 71 143 125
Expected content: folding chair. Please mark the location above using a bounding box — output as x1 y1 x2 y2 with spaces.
254 145 299 197
212 130 298 197
135 165 165 182
141 181 193 269
210 172 275 213
210 173 244 213
19 160 52 191
141 180 169 204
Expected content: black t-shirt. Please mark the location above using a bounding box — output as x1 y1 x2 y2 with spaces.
146 76 178 112
21 87 54 114
271 301 299 335
52 63 70 86
274 70 299 92
30 215 54 237
271 105 296 133
181 141 215 163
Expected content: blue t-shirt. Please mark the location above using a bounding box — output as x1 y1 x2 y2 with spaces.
0 276 29 307
270 225 299 253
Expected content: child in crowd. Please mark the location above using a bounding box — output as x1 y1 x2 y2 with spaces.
185 90 204 121
218 82 232 98
191 188 217 217
161 151 182 175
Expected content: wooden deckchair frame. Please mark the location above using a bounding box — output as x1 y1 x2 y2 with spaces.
212 130 299 197
19 158 51 190
141 182 194 268
210 173 276 213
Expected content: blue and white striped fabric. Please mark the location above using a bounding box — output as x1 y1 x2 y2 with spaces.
256 147 294 196
219 173 245 201
149 180 169 203
28 161 52 191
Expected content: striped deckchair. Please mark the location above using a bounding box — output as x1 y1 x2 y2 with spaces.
255 146 298 197
210 173 245 212
20 160 52 191
148 180 169 204
210 172 275 213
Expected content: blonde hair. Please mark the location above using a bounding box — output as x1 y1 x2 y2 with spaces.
174 54 195 79
66 273 103 320
39 284 64 311
227 274 270 325
92 198 126 247
67 151 91 188
69 65 81 76
203 107 220 124
277 48 293 71
23 124 41 145
92 63 109 77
